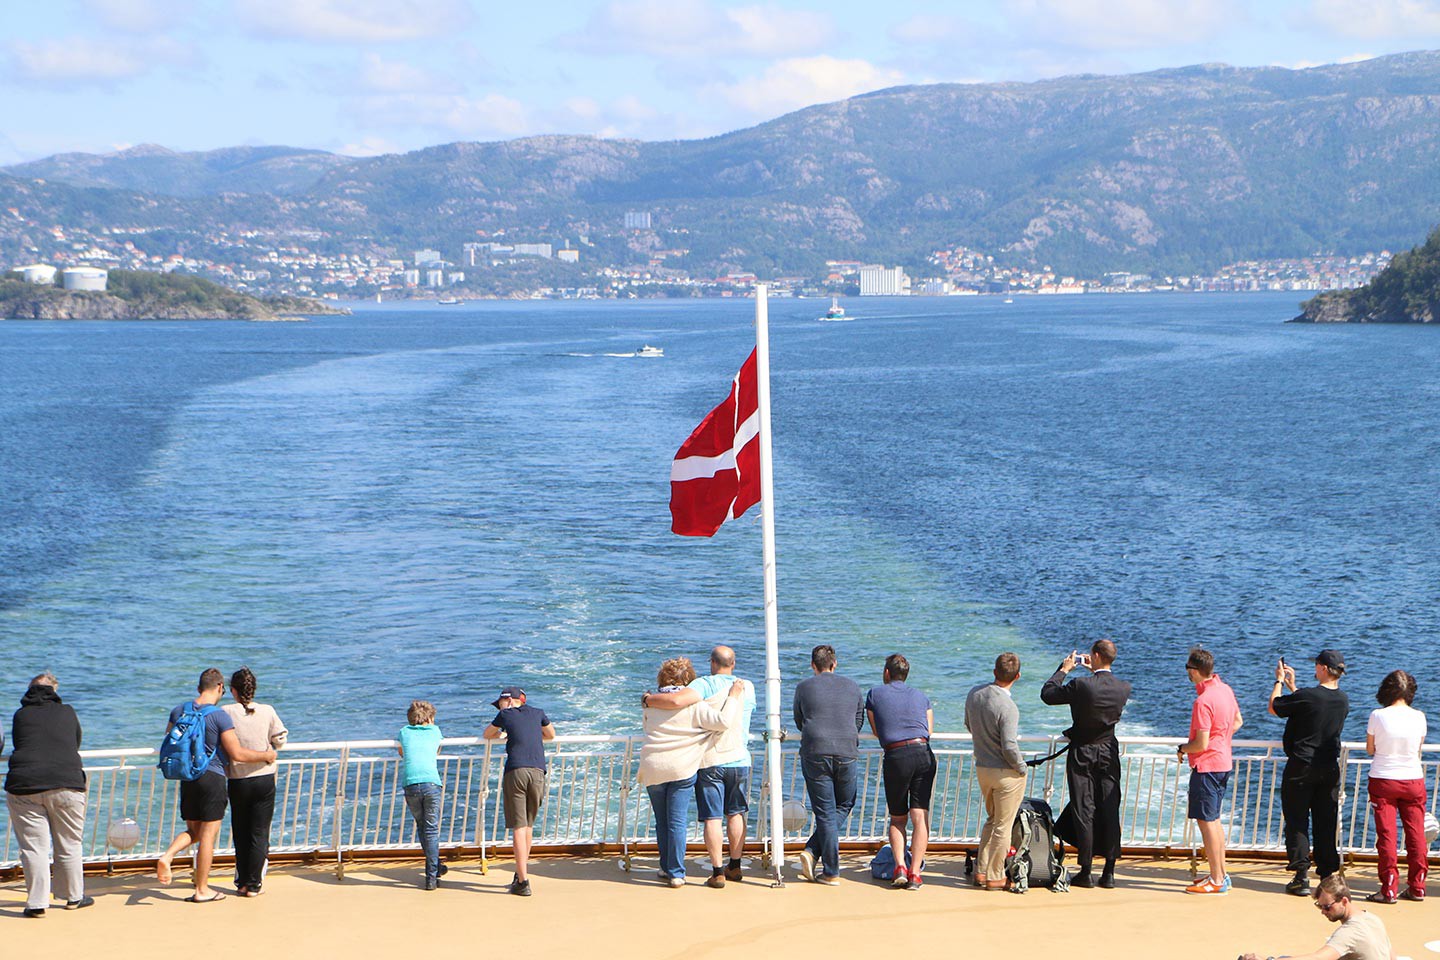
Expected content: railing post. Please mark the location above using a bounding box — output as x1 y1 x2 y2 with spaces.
1336 744 1350 877
479 739 491 875
334 745 349 881
616 738 634 872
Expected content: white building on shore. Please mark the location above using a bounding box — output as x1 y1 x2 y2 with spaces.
61 267 107 291
13 263 57 284
859 264 911 296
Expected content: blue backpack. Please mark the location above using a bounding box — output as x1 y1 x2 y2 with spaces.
158 702 218 781
869 844 912 881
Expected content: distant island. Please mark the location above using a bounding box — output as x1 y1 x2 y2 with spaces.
0 270 344 321
1293 226 1440 323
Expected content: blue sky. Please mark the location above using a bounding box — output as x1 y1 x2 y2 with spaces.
1 0 1438 163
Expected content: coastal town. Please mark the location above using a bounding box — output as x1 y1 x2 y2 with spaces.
4 205 1393 302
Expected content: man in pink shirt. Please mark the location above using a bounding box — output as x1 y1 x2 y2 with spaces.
1177 648 1243 895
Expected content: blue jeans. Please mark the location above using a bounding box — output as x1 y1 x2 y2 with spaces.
802 755 858 878
647 775 697 880
404 782 443 882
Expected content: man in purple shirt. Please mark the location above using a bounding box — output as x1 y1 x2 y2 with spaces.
866 654 934 889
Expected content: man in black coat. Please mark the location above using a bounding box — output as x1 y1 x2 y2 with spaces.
1040 639 1131 889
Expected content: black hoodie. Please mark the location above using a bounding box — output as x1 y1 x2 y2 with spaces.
4 684 85 794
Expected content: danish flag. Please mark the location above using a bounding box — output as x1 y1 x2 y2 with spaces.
669 349 761 537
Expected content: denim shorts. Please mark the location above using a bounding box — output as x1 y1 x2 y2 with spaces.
1188 770 1231 821
695 766 749 820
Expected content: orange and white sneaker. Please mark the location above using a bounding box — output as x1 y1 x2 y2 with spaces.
1184 875 1231 895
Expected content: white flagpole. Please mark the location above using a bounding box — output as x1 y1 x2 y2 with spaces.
753 284 785 884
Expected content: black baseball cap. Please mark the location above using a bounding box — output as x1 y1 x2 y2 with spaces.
491 686 526 708
1315 650 1346 675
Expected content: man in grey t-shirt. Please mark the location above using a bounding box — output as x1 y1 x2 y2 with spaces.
1240 875 1396 960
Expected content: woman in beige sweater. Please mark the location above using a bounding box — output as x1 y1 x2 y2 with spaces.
639 658 743 886
222 667 288 896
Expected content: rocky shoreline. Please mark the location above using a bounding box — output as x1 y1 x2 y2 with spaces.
0 287 345 321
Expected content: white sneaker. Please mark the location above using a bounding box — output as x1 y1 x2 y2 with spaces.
797 849 817 882
668 877 686 888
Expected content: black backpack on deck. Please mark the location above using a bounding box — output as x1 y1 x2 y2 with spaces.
1004 797 1069 893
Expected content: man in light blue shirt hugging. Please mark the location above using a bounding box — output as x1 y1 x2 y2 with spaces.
643 644 755 886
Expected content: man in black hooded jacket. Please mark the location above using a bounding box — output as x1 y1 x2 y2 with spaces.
5 672 91 917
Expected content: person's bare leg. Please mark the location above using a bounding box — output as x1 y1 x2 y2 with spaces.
513 826 532 882
703 819 724 868
888 815 908 872
1198 820 1226 883
192 820 222 897
910 808 930 878
157 823 198 884
726 813 745 861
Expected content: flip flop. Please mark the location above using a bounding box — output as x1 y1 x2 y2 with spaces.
184 892 226 903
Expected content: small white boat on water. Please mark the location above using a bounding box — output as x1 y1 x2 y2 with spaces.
438 297 461 305
822 297 846 320
637 345 664 358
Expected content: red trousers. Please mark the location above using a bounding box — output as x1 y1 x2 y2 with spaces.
1368 776 1429 898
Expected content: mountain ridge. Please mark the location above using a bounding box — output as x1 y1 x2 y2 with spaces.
7 51 1440 278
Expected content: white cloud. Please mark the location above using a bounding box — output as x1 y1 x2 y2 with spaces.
78 0 175 33
562 0 836 60
1008 0 1239 50
6 36 194 88
237 0 474 43
354 92 531 140
890 13 971 45
1309 0 1440 37
336 135 406 157
1274 53 1378 69
354 53 461 94
712 56 905 117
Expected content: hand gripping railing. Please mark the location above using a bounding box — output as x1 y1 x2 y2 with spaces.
0 734 1435 873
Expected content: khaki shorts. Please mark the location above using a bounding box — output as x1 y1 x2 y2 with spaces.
502 768 546 829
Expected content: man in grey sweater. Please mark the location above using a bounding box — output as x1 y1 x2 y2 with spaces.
964 652 1027 890
792 644 865 884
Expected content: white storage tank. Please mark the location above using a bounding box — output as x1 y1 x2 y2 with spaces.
17 264 57 284
61 267 108 291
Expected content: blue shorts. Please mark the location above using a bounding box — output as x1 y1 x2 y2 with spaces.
695 766 750 820
1188 770 1231 821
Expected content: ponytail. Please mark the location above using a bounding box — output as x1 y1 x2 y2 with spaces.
231 667 258 716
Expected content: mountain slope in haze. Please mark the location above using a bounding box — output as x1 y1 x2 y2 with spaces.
7 51 1440 277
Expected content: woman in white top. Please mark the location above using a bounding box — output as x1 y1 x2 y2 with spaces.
222 667 288 897
1365 669 1427 903
638 658 742 887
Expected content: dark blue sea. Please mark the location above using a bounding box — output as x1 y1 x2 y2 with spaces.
2 294 1435 746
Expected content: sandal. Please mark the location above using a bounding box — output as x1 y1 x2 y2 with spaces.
184 892 226 903
1364 891 1397 904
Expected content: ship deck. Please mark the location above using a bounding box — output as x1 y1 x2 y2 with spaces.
4 855 1437 959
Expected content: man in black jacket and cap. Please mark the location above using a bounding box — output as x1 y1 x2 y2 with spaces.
5 672 92 917
1041 639 1132 889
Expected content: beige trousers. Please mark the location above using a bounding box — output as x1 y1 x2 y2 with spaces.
7 788 88 910
975 766 1027 882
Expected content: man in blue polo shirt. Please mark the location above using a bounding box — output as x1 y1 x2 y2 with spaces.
866 653 934 889
644 645 756 887
483 686 555 897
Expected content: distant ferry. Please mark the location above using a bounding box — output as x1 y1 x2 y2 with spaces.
637 345 664 358
438 297 461 305
821 297 846 320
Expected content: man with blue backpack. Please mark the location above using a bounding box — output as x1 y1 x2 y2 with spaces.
156 668 277 902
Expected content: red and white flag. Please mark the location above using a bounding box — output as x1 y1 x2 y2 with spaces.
669 348 761 537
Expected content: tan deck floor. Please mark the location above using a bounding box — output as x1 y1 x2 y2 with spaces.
3 856 1437 959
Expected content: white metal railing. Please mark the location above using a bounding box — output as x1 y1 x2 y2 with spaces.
1 734 1436 870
